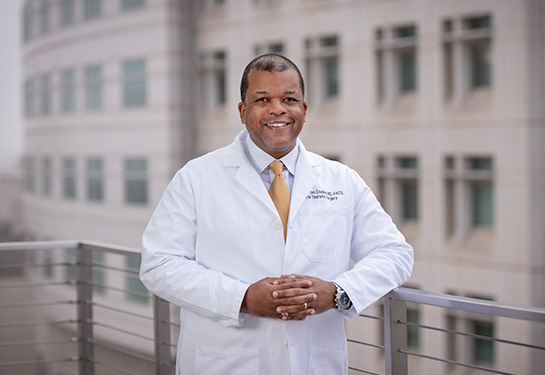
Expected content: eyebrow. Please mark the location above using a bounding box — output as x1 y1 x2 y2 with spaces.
254 90 298 95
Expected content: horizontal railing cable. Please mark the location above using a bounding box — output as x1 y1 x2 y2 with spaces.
0 280 72 289
0 337 78 347
347 338 385 350
358 313 384 321
91 321 154 342
0 261 74 270
0 357 79 368
0 299 77 309
89 339 155 363
92 302 153 320
0 319 78 329
88 262 140 275
92 358 138 375
348 367 382 375
398 319 545 352
83 281 151 300
398 349 514 375
161 362 176 370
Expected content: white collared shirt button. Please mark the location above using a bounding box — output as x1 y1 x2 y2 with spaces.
274 222 282 230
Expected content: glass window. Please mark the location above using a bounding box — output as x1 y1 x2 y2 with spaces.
269 43 284 54
471 182 493 227
61 69 76 113
41 74 51 115
122 0 145 11
40 0 50 34
25 78 34 118
25 158 36 193
469 157 493 227
213 52 226 105
469 43 491 88
84 0 101 20
399 157 419 221
399 49 417 93
472 320 494 364
465 16 492 31
92 251 105 294
41 157 52 196
401 180 418 220
126 255 149 304
43 249 54 278
376 25 418 104
396 26 416 38
321 37 339 98
64 248 77 284
86 158 104 202
124 158 148 205
24 4 33 42
407 308 420 350
85 65 102 111
465 16 492 89
123 59 147 107
62 158 77 200
60 0 75 27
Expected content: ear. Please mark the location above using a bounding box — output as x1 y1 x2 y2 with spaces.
238 102 246 124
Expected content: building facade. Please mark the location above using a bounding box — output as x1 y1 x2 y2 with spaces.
20 0 544 374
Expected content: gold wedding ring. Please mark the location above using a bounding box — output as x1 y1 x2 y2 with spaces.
282 312 289 317
304 302 308 310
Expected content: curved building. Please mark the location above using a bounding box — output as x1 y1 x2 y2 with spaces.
20 0 545 374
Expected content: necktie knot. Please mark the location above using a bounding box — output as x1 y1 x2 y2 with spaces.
269 160 284 176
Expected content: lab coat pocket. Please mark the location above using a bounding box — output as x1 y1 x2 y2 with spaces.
194 345 259 375
308 346 348 375
300 206 348 263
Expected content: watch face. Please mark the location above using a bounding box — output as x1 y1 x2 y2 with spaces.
340 291 350 307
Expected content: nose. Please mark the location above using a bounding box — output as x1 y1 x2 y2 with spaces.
269 99 286 115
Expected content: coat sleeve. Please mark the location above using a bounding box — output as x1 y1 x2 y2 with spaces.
333 169 414 319
140 169 250 328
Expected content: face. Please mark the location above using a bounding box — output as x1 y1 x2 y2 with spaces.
238 69 307 159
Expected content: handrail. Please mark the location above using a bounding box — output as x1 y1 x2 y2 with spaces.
388 287 545 323
1 241 544 375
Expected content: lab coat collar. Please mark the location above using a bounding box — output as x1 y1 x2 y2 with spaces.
224 131 321 227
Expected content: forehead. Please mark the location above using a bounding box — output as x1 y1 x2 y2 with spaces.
247 69 302 95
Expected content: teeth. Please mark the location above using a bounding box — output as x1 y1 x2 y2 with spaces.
266 123 287 127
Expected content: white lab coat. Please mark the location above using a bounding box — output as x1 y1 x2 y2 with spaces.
140 131 413 375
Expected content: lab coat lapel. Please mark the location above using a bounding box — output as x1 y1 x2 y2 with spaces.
289 141 320 224
224 132 278 216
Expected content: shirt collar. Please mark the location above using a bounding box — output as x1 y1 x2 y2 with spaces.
244 133 299 175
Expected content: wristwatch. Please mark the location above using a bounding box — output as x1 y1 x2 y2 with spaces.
333 282 352 310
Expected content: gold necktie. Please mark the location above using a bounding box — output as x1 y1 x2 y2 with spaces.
268 161 290 241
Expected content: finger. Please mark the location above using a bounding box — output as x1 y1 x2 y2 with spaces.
273 287 317 300
280 308 315 321
273 278 312 287
272 283 313 297
275 295 317 312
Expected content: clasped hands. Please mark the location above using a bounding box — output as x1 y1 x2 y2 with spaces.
241 275 336 321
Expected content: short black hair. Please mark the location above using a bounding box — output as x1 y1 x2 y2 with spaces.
240 53 305 104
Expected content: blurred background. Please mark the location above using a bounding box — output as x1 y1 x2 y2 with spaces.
0 0 544 374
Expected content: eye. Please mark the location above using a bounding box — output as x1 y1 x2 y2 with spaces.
284 97 298 103
255 97 269 102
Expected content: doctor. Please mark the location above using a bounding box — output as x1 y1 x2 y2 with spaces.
140 53 413 375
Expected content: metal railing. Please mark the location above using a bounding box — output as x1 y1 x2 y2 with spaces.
1 241 544 375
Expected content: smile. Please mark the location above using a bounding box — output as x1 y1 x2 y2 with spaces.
265 123 289 128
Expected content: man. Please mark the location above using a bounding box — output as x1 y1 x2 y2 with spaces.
140 54 413 375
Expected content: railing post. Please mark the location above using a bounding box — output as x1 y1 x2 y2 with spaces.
77 244 94 375
384 294 408 375
154 295 172 375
